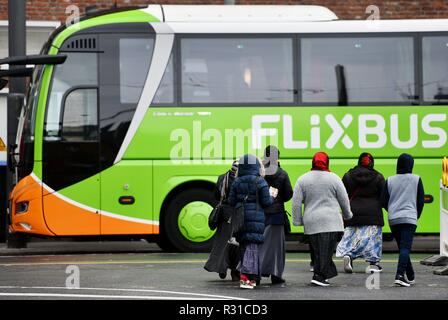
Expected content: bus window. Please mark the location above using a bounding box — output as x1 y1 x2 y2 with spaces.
153 54 174 105
300 36 415 104
422 36 448 104
45 52 97 139
119 38 154 104
61 88 98 142
180 37 294 104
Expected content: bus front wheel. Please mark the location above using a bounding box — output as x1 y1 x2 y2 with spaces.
162 188 217 252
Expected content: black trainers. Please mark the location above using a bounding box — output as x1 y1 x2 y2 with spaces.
394 275 411 287
271 275 286 285
230 270 240 282
367 263 383 273
311 278 330 287
219 272 227 279
406 275 415 285
343 255 353 273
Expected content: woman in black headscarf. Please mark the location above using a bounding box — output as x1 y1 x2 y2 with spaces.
204 160 240 281
336 153 386 274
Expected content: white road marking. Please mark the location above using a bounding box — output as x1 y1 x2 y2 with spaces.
0 286 249 300
0 293 221 300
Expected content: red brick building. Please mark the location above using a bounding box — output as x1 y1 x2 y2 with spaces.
0 0 447 21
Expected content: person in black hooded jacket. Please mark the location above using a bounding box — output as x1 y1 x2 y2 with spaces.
259 145 293 285
381 153 425 287
336 153 385 274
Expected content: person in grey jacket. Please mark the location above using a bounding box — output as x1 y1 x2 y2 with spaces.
292 152 353 286
382 153 425 287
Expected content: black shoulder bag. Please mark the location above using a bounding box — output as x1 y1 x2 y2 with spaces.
208 173 228 230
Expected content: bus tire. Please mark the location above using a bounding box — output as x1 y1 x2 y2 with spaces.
163 188 217 253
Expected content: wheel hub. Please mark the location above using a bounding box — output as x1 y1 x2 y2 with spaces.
178 201 215 242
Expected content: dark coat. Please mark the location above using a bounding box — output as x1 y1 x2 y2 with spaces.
342 166 385 227
213 171 237 222
228 155 273 244
263 165 293 225
204 170 239 274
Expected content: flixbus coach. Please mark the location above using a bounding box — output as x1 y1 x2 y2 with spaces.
3 5 447 252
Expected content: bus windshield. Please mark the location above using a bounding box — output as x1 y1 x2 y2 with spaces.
17 64 43 180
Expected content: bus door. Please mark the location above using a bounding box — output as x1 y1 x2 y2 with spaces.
42 34 101 235
98 29 155 235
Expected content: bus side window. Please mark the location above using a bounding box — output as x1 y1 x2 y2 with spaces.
422 36 448 104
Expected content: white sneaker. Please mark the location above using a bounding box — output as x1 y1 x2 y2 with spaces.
228 237 239 246
343 255 353 273
240 280 254 289
394 275 411 287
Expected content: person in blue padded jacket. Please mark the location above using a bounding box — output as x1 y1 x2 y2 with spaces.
228 154 274 290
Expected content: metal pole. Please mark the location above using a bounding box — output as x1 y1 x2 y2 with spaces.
5 0 27 247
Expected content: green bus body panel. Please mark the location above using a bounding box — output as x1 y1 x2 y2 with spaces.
125 106 448 160
125 106 446 233
100 160 153 223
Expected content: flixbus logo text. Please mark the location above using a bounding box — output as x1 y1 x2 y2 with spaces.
252 113 447 150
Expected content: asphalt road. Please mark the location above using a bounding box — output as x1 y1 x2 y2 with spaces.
0 250 447 301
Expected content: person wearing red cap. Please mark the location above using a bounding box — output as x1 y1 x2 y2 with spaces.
292 152 353 286
336 153 386 274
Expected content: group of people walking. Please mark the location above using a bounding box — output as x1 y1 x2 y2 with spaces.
204 146 425 289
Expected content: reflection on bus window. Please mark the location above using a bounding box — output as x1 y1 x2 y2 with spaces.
45 52 97 138
153 54 174 104
119 38 154 104
301 37 415 104
181 37 294 104
62 89 98 142
422 36 448 103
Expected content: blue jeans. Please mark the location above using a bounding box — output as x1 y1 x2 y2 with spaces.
390 224 417 279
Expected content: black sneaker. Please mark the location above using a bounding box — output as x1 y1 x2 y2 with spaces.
230 270 240 282
311 279 330 287
271 275 286 285
394 275 411 287
219 272 227 279
406 275 415 285
367 263 383 273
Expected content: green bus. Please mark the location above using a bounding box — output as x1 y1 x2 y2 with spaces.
5 4 448 251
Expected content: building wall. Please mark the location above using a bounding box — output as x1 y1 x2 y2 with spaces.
0 0 447 21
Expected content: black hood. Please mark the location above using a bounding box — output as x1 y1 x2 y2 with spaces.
237 154 261 177
397 153 414 174
348 166 379 186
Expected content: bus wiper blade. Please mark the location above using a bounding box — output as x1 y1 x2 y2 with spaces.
0 68 34 78
0 54 67 66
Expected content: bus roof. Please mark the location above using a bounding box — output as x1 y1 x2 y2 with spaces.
151 5 339 22
155 19 448 34
140 5 448 33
